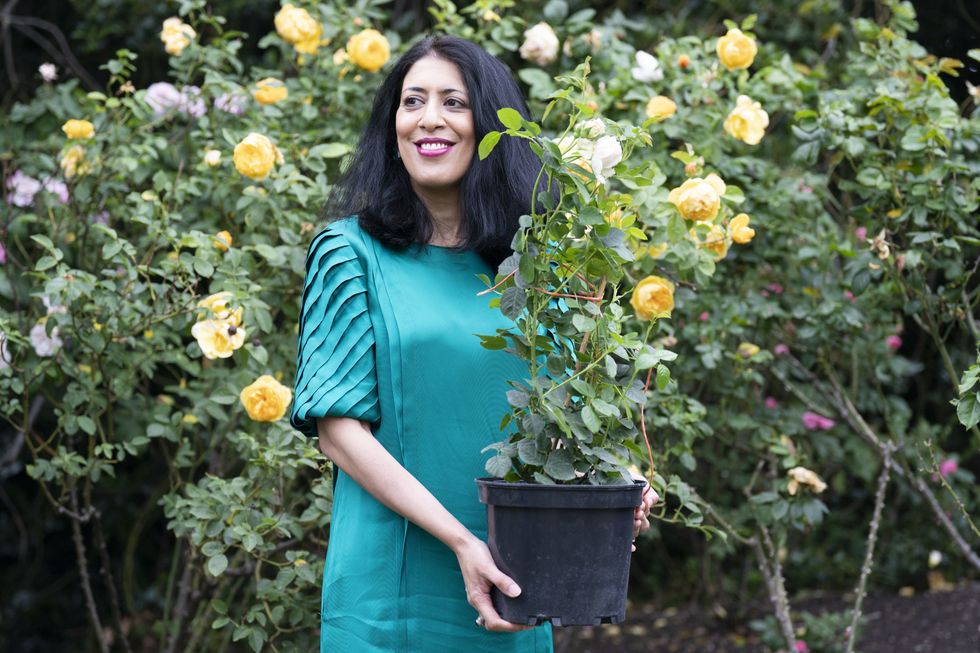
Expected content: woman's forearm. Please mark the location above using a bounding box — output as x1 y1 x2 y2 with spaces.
316 416 477 555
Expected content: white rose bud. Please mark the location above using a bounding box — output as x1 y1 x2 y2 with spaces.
590 136 622 185
579 118 606 139
519 22 559 66
631 51 664 83
204 149 222 167
39 63 58 82
928 550 943 569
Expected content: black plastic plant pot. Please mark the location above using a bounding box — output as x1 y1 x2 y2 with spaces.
475 477 644 627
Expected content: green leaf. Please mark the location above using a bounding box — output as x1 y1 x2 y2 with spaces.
486 454 512 478
497 108 523 130
309 143 351 158
656 364 671 390
582 405 601 432
506 390 529 408
518 438 546 465
77 416 97 435
35 255 58 271
572 313 596 332
544 449 577 480
500 286 526 320
479 131 501 160
207 554 228 577
956 394 980 429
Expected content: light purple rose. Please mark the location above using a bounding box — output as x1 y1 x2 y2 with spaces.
0 240 6 265
6 170 42 207
42 177 69 204
773 343 789 356
145 82 184 116
886 335 902 352
215 91 247 115
179 85 207 118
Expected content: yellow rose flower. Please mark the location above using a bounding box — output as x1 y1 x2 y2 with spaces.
191 318 246 359
62 119 95 139
630 275 675 321
668 174 726 222
160 17 196 56
729 213 755 244
233 133 277 180
737 342 761 358
197 292 243 325
60 145 87 178
636 242 668 259
252 78 289 105
240 375 293 422
645 95 677 121
346 29 391 73
213 231 233 252
716 28 757 70
724 95 769 145
691 223 728 260
787 466 827 496
333 48 350 65
274 4 322 51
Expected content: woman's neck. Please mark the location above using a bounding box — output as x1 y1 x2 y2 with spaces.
413 184 462 246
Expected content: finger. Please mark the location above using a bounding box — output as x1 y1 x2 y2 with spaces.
631 543 636 552
471 591 533 632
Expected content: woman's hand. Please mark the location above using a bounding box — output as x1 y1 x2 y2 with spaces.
453 536 534 633
631 482 659 552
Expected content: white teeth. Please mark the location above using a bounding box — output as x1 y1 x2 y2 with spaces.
419 142 451 150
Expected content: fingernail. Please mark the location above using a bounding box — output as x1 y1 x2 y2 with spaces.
508 585 521 597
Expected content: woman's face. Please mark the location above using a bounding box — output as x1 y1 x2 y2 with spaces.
395 55 475 198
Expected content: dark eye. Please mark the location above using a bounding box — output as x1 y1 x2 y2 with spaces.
446 98 467 108
403 96 421 107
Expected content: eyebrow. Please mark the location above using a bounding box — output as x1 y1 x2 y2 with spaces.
403 86 466 95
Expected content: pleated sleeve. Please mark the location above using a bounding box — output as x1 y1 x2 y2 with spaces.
290 225 381 438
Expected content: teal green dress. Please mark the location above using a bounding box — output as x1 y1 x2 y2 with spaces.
291 217 554 652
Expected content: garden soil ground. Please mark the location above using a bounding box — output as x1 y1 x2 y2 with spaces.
553 582 980 653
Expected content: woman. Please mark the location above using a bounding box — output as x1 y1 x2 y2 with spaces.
291 35 657 652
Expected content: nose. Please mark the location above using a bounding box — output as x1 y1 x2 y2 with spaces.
419 99 445 130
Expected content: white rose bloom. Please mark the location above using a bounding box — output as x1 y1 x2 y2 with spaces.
42 295 67 315
519 22 559 66
590 136 622 185
39 63 58 82
204 149 222 167
30 322 63 357
631 51 664 83
579 118 605 138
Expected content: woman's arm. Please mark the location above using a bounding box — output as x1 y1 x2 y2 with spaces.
317 415 532 633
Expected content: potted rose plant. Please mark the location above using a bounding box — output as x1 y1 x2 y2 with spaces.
474 61 685 627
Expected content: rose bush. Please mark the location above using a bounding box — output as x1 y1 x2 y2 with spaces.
1 0 977 651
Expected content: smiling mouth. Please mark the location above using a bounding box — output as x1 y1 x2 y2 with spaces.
415 141 455 157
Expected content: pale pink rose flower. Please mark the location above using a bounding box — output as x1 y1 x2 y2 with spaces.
767 282 784 294
698 311 710 322
844 289 856 302
0 241 6 265
938 459 958 478
765 396 778 409
795 641 810 653
802 411 835 430
855 226 867 240
773 343 789 355
886 335 902 351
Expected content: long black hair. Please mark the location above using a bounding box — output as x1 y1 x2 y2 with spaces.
326 35 544 269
